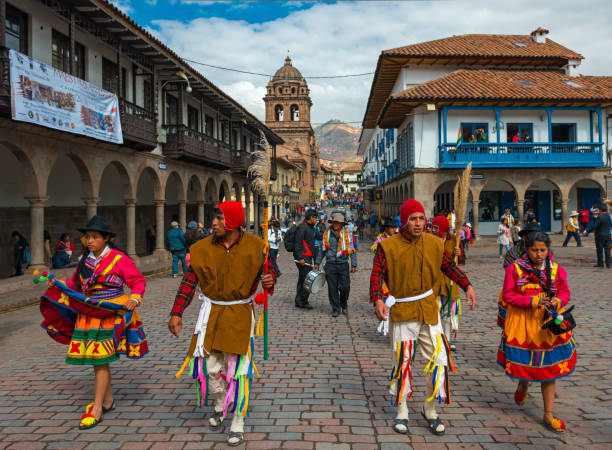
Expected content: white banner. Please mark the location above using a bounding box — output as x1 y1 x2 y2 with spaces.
9 49 123 144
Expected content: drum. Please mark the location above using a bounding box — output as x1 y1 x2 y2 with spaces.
304 270 326 294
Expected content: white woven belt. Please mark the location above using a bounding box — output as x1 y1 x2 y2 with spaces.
377 289 434 336
193 293 252 358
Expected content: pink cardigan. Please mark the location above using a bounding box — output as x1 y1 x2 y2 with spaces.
502 262 570 309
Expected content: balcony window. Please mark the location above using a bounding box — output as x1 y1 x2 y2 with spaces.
5 4 28 54
51 30 85 79
551 123 576 142
102 57 126 96
165 94 178 124
461 123 488 143
187 105 199 131
506 123 533 142
222 124 229 144
232 129 238 149
205 115 214 137
143 79 152 111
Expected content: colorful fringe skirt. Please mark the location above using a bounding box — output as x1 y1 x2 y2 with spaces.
40 286 148 366
497 304 576 382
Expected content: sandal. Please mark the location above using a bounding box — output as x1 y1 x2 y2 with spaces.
227 431 244 447
544 415 566 433
85 400 116 415
421 409 445 436
79 412 103 430
209 411 224 431
392 418 409 434
514 390 527 405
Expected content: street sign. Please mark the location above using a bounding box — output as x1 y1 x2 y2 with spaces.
471 174 484 179
158 162 168 171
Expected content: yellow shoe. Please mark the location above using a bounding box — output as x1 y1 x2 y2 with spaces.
79 413 103 430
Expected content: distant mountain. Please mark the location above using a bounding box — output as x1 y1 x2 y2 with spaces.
314 120 361 168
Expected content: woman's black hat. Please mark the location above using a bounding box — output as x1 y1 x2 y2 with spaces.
383 217 397 228
78 216 116 237
518 221 541 237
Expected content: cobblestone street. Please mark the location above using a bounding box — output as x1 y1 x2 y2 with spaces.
0 239 611 449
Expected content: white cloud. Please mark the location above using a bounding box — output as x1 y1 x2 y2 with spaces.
148 0 612 125
109 0 133 14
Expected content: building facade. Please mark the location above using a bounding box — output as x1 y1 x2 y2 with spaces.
264 56 320 204
269 155 302 219
359 29 611 236
0 0 282 277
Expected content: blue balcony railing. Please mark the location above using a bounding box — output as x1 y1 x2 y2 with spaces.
439 142 604 168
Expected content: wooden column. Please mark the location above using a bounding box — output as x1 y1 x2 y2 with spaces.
152 67 158 115
116 42 122 97
69 9 76 75
0 0 6 48
177 83 184 126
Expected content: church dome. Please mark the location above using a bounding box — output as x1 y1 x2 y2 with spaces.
272 56 305 82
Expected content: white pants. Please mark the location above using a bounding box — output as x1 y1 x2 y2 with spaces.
389 318 449 406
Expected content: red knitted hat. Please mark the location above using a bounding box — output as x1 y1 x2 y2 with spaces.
400 199 425 229
217 201 245 231
432 215 450 237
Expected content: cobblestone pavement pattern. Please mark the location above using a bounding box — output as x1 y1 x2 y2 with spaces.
0 237 611 449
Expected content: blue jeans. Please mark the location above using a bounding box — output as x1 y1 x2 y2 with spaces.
499 244 509 256
172 251 187 275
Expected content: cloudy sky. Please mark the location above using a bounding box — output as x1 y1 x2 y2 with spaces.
116 0 611 125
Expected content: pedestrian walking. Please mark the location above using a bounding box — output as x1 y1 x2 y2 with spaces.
460 223 472 255
167 221 187 277
585 205 611 268
578 207 590 232
501 208 515 228
316 211 357 317
511 220 522 247
497 231 575 432
11 231 28 276
562 211 581 247
52 233 75 268
293 209 318 309
371 199 477 436
268 221 283 276
497 217 511 258
40 216 148 430
168 201 276 447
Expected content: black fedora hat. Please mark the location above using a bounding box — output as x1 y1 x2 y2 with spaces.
78 216 116 237
518 221 541 237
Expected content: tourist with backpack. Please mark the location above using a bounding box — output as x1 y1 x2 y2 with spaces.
291 210 319 309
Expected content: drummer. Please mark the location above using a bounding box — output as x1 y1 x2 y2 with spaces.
315 211 358 317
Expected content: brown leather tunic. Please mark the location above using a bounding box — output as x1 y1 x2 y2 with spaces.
189 232 265 355
379 232 444 324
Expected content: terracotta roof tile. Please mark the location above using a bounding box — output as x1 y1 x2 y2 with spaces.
383 34 583 60
391 70 612 102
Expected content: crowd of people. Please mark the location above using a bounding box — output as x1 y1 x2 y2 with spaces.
18 194 609 444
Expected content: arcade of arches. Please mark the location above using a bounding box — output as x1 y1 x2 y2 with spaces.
374 168 609 237
0 125 263 278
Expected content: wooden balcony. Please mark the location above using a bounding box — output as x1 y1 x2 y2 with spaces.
162 124 232 169
119 99 157 150
231 151 250 174
0 47 10 116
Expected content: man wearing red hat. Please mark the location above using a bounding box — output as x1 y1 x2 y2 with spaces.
431 215 464 351
370 199 477 436
168 201 276 447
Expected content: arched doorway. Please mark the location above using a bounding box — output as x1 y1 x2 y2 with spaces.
187 175 203 225
219 180 230 203
204 178 218 226
165 172 185 229
524 179 562 233
568 179 603 213
433 180 456 217
478 179 517 235
98 162 132 252
45 154 93 264
0 147 31 276
136 167 161 256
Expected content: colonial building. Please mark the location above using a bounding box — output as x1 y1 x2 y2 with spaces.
269 155 302 218
359 29 612 236
0 0 282 277
264 56 320 204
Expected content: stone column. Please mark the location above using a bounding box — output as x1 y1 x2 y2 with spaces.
471 199 480 239
516 198 525 224
179 200 187 232
26 197 47 270
125 198 137 257
154 200 165 253
244 194 251 231
83 197 99 220
197 201 205 224
561 199 568 237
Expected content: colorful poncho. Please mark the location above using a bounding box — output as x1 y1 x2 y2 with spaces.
323 228 355 257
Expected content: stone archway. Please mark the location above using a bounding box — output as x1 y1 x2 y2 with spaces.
219 179 230 203
204 177 218 225
165 171 186 231
98 161 133 253
187 174 204 225
476 178 518 236
136 166 163 255
524 179 563 233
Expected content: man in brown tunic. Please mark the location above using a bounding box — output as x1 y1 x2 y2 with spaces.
370 199 477 436
168 201 275 446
